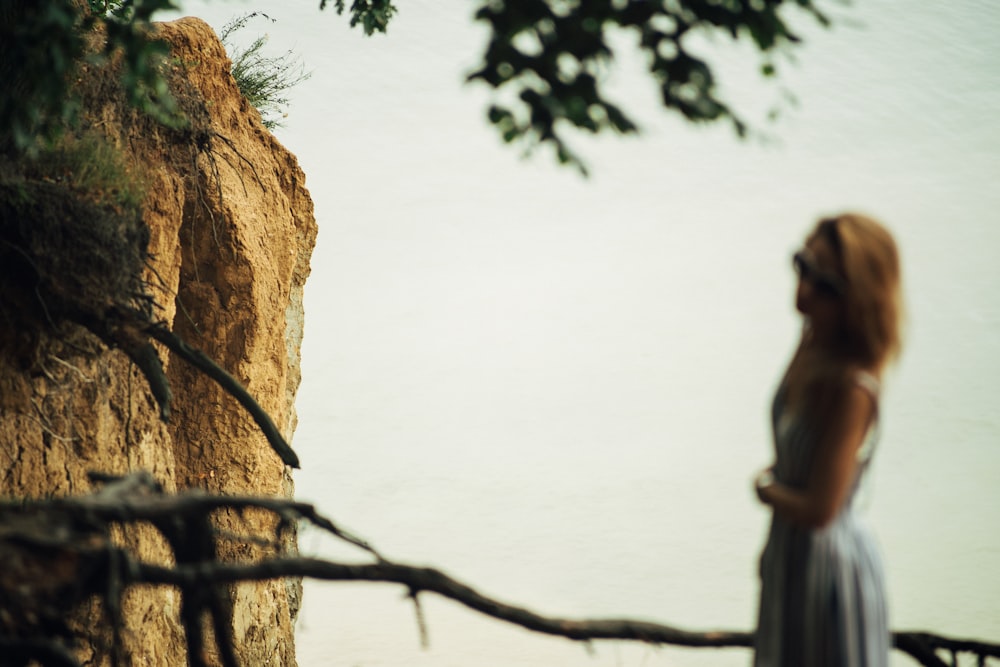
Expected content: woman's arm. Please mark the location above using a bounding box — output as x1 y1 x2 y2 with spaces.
755 383 875 528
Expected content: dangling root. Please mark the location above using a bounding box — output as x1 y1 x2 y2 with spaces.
145 324 299 468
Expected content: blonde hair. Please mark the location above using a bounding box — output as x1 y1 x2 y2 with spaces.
812 213 904 371
784 213 903 418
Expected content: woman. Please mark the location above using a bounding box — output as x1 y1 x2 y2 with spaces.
753 213 903 667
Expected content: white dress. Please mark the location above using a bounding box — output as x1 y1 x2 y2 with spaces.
754 372 890 667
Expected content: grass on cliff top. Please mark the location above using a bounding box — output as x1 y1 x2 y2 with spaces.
221 12 312 130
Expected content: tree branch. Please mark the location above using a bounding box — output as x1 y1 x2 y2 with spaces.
3 472 997 667
131 557 1000 666
893 631 1000 667
136 557 754 648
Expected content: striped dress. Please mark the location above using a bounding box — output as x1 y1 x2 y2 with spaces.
754 372 890 667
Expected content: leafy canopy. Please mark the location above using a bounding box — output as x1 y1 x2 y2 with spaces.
322 0 834 174
463 0 831 174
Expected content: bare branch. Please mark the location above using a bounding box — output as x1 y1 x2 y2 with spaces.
134 556 754 648
893 631 1000 667
137 558 1000 667
3 472 997 667
131 556 1000 667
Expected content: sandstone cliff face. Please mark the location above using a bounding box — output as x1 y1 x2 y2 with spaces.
0 17 317 666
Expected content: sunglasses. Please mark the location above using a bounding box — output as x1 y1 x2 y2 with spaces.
793 250 845 298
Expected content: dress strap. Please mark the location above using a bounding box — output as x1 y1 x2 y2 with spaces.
853 370 881 462
854 370 881 403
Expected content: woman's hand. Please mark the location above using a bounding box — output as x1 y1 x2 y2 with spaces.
754 468 775 504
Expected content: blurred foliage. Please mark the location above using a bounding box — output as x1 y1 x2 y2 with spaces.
321 0 398 36
315 0 834 174
221 13 312 130
465 0 833 174
87 0 129 18
0 0 185 156
2 0 835 171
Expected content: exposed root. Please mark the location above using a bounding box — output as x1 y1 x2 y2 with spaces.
146 324 299 468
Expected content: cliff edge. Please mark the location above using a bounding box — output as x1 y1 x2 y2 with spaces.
0 16 317 666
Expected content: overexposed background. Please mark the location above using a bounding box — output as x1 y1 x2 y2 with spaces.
166 1 1000 665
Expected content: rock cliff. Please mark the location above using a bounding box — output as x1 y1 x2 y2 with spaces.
0 16 316 666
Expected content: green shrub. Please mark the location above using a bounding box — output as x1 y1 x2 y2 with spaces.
221 13 311 130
